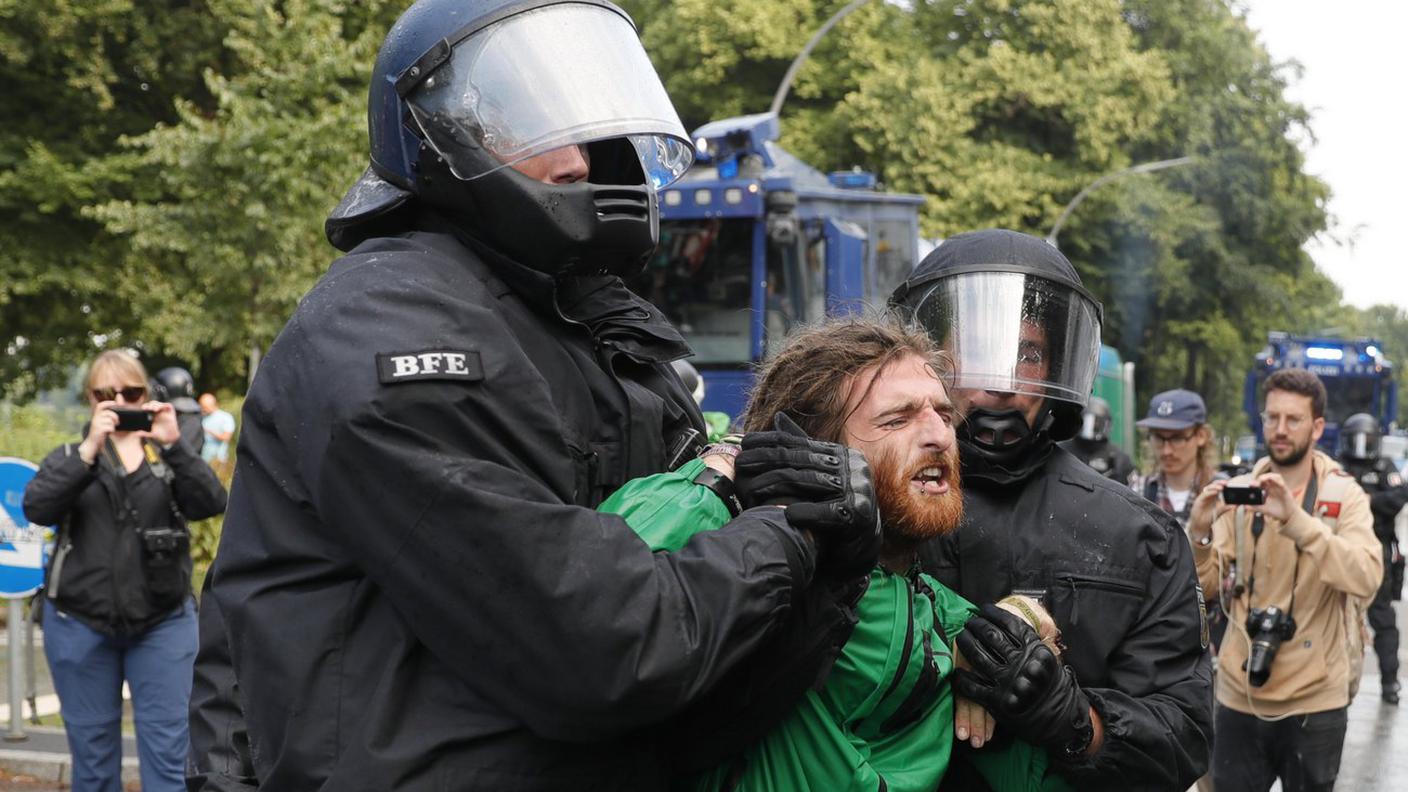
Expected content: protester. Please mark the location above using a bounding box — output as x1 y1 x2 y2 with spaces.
891 229 1212 790
1336 412 1408 704
595 317 1071 790
1189 369 1380 791
188 1 877 788
22 350 226 792
1058 396 1135 484
198 393 236 478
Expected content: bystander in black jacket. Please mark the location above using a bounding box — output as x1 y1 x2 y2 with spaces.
194 216 815 790
23 437 225 633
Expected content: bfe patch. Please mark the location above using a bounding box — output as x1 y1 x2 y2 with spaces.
377 350 484 384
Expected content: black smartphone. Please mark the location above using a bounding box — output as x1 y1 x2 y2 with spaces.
112 408 155 432
1221 485 1265 506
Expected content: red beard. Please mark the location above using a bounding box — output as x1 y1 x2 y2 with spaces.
872 444 963 544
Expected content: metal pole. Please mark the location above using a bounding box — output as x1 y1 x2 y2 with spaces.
1045 156 1196 248
6 599 26 741
769 0 872 117
26 599 38 725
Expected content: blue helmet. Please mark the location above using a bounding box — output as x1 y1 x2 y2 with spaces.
326 0 694 272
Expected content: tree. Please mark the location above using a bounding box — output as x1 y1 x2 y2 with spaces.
632 0 1330 442
90 0 401 389
0 0 227 397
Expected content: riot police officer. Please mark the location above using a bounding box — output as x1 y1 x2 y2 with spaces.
150 366 205 455
891 229 1212 790
1058 396 1135 485
1339 412 1408 704
189 1 879 788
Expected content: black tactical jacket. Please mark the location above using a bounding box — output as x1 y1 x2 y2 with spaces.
192 220 814 791
1344 458 1408 544
925 444 1212 791
23 438 224 634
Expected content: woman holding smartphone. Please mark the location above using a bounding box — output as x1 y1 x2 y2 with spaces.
22 350 226 792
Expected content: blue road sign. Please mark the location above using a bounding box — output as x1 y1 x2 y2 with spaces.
0 458 52 599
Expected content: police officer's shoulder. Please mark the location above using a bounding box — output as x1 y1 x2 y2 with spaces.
273 231 525 411
1049 445 1188 562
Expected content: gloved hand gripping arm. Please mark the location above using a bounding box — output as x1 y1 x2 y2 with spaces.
734 413 882 582
954 604 1100 763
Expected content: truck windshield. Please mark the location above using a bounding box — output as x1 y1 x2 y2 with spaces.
629 219 754 364
1322 377 1378 425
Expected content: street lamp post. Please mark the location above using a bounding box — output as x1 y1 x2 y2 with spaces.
770 0 873 117
1046 156 1196 247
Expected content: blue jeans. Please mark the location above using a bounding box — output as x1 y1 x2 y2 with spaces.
43 598 198 792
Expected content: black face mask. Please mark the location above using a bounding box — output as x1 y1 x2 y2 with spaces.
414 139 659 279
958 407 1056 484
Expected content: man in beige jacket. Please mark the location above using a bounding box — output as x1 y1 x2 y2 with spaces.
1188 368 1380 792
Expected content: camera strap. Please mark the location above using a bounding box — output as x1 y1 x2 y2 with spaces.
100 438 186 532
1245 470 1319 614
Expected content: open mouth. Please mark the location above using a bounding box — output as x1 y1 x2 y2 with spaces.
910 465 951 496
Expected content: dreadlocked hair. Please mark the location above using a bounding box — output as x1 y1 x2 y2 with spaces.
741 313 952 443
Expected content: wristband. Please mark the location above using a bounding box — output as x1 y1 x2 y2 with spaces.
693 467 742 517
700 442 740 460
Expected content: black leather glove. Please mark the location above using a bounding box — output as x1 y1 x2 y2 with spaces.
734 413 881 581
954 603 1095 761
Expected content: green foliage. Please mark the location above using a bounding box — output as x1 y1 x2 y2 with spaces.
1 0 399 396
0 403 81 462
0 0 228 397
89 0 402 387
634 0 1343 445
0 0 1392 458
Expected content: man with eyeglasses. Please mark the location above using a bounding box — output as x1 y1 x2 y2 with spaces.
1188 368 1379 791
1137 390 1222 530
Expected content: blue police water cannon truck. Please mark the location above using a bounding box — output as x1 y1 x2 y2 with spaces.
1244 332 1397 457
625 112 924 420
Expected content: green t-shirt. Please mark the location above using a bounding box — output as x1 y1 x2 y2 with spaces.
599 459 1074 792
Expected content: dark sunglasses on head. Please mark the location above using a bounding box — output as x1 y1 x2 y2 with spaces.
91 386 147 403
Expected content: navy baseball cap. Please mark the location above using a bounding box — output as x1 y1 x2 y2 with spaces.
1137 389 1207 431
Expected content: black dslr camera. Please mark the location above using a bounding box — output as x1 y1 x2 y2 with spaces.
1244 606 1297 687
141 527 184 567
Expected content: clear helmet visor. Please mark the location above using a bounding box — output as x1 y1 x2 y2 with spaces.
1350 432 1371 459
908 272 1102 405
1079 413 1103 441
405 4 693 189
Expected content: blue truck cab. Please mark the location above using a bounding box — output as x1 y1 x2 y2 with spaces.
1244 332 1397 456
625 112 925 419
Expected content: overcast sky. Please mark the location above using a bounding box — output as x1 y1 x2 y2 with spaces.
1241 1 1408 312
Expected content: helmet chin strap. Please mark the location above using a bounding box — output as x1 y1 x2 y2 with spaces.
959 406 1057 483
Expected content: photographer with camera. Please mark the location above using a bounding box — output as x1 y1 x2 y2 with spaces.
1188 369 1379 792
22 350 227 792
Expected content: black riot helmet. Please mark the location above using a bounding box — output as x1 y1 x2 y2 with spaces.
151 367 200 414
1339 413 1381 462
1078 396 1113 443
325 0 695 277
671 359 705 406
891 229 1103 473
